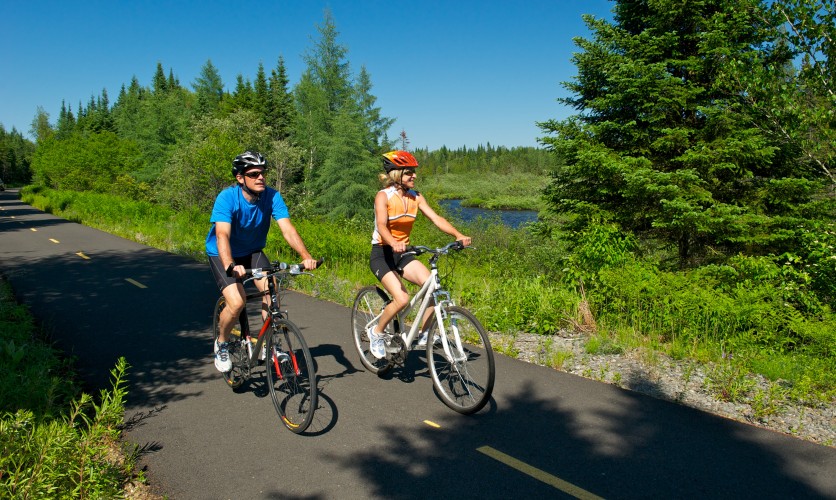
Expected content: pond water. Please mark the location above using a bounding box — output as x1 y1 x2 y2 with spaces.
438 199 538 229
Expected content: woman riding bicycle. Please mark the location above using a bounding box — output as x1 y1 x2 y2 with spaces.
367 150 471 359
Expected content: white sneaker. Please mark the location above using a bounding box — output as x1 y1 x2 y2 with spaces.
368 327 385 359
214 340 232 372
417 331 440 347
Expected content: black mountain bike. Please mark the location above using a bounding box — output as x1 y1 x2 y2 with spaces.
212 260 321 433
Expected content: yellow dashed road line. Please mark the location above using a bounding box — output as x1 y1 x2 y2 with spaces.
76 252 91 260
49 238 59 243
125 278 147 289
423 420 441 428
477 446 604 500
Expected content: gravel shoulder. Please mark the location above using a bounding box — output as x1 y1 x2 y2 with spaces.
497 329 835 448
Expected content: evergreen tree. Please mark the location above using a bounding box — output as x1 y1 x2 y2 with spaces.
268 56 295 140
152 62 168 94
292 9 382 216
253 62 269 121
539 0 800 265
192 59 224 116
355 66 394 153
228 74 254 112
56 101 75 138
312 99 378 219
399 130 409 151
0 124 34 184
302 9 351 115
167 68 179 90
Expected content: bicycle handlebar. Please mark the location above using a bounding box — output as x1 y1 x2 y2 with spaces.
228 258 324 279
404 240 470 256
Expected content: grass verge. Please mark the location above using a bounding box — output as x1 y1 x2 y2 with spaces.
0 277 148 498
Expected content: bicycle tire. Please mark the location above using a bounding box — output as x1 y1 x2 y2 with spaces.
212 296 247 389
266 318 318 433
427 306 495 414
351 286 394 376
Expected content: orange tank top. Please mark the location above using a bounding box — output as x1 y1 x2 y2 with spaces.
371 186 419 245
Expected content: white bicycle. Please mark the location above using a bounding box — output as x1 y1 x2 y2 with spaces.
351 241 495 414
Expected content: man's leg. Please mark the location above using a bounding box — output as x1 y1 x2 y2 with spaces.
217 282 247 343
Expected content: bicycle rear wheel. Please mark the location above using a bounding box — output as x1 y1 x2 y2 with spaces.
266 318 317 433
212 296 247 389
427 306 495 414
351 286 394 376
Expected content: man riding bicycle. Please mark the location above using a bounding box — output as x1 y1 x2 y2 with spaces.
206 151 318 372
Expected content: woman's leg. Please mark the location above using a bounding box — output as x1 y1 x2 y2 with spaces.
374 271 410 334
401 260 434 331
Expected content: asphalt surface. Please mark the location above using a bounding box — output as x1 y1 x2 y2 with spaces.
1 188 835 499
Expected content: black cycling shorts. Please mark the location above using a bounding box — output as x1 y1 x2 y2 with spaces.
208 251 270 291
369 245 416 282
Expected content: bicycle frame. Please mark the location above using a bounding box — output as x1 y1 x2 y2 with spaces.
240 271 300 378
366 256 467 363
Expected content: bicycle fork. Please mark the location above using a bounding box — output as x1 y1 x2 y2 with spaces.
267 321 300 380
434 303 467 364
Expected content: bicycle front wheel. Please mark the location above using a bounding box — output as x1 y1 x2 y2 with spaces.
351 286 393 376
427 306 495 414
212 296 247 389
266 318 317 433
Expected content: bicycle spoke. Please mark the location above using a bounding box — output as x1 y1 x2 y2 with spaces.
351 286 394 375
266 319 317 433
428 306 495 414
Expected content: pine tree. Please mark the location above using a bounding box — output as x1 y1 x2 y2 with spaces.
302 9 351 116
399 130 409 151
193 59 224 116
152 62 168 94
539 0 801 264
268 56 295 141
167 68 179 90
253 62 269 121
355 66 394 153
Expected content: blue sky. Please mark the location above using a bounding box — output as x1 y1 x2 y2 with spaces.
0 0 614 151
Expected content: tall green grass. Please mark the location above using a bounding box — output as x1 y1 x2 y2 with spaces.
19 185 836 406
419 171 546 210
0 279 139 497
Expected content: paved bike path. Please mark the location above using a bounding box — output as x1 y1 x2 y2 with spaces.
1 190 834 499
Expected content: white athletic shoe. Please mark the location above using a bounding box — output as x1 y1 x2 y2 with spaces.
368 327 386 359
417 330 440 347
214 340 232 372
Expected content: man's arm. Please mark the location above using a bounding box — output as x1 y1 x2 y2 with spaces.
215 221 244 277
276 218 318 269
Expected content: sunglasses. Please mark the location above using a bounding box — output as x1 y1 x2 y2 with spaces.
243 170 265 179
402 169 416 177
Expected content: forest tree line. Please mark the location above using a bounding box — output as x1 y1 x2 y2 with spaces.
5 1 836 309
8 10 555 219
5 1 836 404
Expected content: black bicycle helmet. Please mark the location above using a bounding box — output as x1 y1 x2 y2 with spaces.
232 151 266 176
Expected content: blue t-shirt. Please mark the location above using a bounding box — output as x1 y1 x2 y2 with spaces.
205 185 290 257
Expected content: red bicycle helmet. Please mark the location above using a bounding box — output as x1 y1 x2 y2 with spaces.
381 150 419 173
